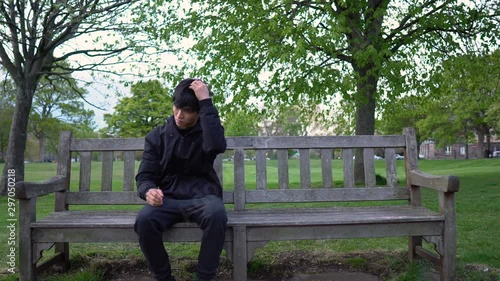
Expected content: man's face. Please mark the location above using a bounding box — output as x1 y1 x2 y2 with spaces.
173 105 199 129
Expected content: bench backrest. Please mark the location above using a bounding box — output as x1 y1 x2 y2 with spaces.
56 128 419 211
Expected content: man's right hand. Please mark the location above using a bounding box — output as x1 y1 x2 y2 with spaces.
146 188 164 206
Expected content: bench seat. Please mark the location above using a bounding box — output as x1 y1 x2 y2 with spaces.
31 206 443 243
34 206 443 229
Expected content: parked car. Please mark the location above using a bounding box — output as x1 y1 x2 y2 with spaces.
395 154 405 160
492 151 500 158
374 155 383 160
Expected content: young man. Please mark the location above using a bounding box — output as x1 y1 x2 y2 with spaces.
135 78 227 281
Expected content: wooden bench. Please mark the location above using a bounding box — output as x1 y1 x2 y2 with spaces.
15 128 459 281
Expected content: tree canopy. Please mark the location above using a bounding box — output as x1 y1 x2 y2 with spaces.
135 0 498 182
104 80 172 137
135 0 498 134
30 72 96 161
418 50 500 157
378 50 499 158
0 0 141 193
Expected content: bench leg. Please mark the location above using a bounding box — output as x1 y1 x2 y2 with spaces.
18 199 36 281
18 239 36 281
233 226 247 281
408 236 422 262
440 192 457 281
54 242 70 272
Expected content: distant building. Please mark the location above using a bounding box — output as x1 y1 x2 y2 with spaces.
419 137 500 159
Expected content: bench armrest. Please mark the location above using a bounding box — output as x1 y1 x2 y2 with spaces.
408 170 460 193
15 175 67 199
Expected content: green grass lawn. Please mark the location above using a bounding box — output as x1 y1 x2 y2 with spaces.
1 158 499 280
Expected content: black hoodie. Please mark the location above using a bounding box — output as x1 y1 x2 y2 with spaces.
136 99 226 200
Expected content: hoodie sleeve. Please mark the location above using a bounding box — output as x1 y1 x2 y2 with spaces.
198 99 227 154
135 130 162 200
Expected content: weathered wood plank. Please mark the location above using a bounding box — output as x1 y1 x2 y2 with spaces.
71 138 144 151
363 148 376 187
123 151 135 191
70 135 406 152
342 149 354 188
320 149 333 188
33 227 233 243
277 149 289 189
31 206 442 229
225 135 406 149
79 152 91 192
31 221 442 245
408 170 460 192
440 191 457 281
255 150 267 190
299 149 311 189
54 132 71 272
404 128 422 208
18 199 36 281
215 154 223 185
15 176 67 199
65 191 235 205
385 148 398 187
57 131 72 182
101 151 113 191
233 226 247 281
233 149 246 211
245 188 410 203
246 222 443 241
415 246 440 266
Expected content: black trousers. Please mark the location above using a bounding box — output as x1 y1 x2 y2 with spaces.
135 195 228 281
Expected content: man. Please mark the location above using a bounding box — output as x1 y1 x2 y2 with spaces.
135 78 228 281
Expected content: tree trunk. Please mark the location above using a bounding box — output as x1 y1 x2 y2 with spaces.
486 133 491 158
477 131 485 159
353 65 378 184
39 131 46 162
0 85 35 195
465 142 469 160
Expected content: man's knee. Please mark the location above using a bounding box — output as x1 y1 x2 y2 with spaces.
135 206 160 234
199 196 227 228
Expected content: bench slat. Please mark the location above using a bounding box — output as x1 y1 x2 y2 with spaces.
245 187 410 203
385 148 398 187
255 150 267 190
234 149 245 210
299 149 311 189
277 150 289 189
320 149 333 188
32 228 234 243
363 148 376 186
342 149 354 188
79 152 91 192
215 154 223 185
71 138 144 151
246 222 443 241
65 191 235 205
70 135 406 152
64 187 409 205
225 135 406 149
101 151 113 191
31 206 441 229
123 151 135 191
